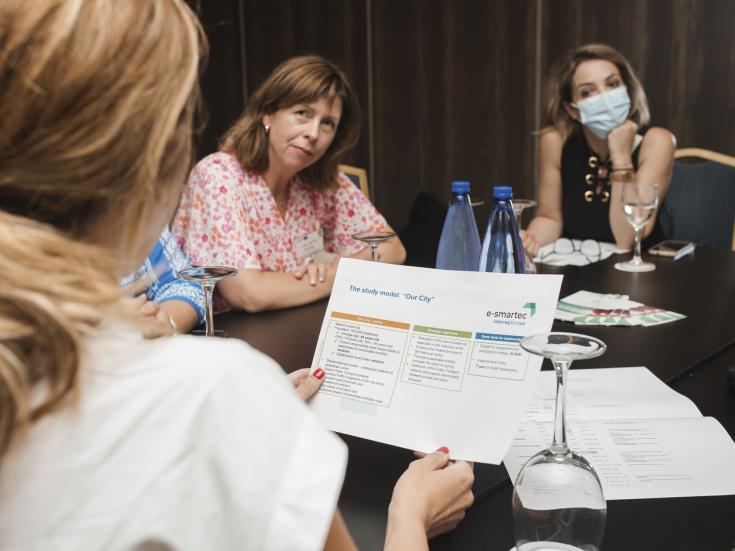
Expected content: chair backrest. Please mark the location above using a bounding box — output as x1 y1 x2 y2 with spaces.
339 164 370 199
660 148 735 251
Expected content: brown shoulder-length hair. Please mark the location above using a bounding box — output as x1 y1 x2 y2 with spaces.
542 43 650 142
222 55 362 190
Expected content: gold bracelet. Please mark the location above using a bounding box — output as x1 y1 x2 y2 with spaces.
611 165 634 172
609 169 635 182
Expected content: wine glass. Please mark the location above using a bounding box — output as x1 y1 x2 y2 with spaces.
512 332 607 551
614 181 659 272
179 266 237 337
512 199 538 274
352 230 396 262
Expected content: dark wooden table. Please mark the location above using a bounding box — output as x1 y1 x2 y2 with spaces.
216 247 735 550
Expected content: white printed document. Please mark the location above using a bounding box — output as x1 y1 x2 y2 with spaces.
308 259 563 464
504 367 735 499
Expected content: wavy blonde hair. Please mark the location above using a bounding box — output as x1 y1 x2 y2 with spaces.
0 0 202 457
222 55 362 190
543 43 650 142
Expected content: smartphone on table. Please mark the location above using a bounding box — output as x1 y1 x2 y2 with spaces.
648 239 696 260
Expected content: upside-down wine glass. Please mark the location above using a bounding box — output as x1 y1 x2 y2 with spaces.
512 199 538 274
614 181 658 272
352 230 396 262
179 266 238 337
512 332 607 551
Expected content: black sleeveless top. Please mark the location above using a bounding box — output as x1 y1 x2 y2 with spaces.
560 129 663 246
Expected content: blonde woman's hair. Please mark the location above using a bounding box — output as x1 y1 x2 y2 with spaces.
0 0 202 458
222 55 362 190
542 43 650 142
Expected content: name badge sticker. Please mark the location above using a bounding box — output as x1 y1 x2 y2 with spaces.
295 229 325 260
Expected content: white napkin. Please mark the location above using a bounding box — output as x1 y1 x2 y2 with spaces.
534 239 628 267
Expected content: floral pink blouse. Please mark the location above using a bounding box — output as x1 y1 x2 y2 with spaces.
172 152 389 309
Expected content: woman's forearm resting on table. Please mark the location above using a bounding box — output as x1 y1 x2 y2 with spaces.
216 235 404 313
217 268 335 313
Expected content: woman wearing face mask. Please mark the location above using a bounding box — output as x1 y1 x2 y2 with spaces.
172 55 406 314
522 43 675 258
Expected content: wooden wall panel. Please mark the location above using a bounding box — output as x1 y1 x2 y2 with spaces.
240 0 370 169
371 0 538 230
541 0 735 155
188 1 248 156
191 0 735 239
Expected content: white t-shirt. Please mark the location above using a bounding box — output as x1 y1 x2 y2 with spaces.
0 324 347 550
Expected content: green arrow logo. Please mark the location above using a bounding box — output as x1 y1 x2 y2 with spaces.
523 302 536 317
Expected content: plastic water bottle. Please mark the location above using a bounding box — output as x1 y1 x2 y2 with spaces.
479 185 526 273
435 180 481 271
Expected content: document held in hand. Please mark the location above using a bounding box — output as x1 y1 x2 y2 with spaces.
308 259 563 464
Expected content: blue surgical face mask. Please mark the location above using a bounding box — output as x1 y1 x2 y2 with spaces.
572 87 631 139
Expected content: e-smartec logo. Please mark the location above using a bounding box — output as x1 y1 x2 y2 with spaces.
486 302 536 326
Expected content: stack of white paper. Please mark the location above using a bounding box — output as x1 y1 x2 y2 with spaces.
504 367 735 499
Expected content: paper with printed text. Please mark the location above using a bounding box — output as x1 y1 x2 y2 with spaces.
309 259 563 464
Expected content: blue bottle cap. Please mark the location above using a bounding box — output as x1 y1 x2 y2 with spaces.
492 186 513 199
451 180 470 193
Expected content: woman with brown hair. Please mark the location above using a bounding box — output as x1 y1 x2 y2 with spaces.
0 1 470 549
172 55 406 314
523 43 675 257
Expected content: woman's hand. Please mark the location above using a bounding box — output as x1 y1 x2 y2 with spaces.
607 119 639 167
129 294 176 339
521 229 541 259
292 256 340 286
287 367 325 401
386 448 474 547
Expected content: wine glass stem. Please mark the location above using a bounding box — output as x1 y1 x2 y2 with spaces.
632 227 642 264
370 243 379 262
551 359 571 455
203 282 215 337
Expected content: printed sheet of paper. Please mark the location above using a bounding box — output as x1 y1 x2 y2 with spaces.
555 291 686 327
504 367 735 500
308 259 563 464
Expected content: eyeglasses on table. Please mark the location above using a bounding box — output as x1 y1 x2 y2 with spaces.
540 238 602 263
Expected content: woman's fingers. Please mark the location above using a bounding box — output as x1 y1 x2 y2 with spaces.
389 449 475 541
521 230 539 258
139 300 160 317
292 368 325 401
308 263 319 285
287 368 310 387
303 263 328 285
292 264 307 279
293 259 334 285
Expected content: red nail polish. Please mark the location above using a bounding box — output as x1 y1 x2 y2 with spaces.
313 368 325 380
436 446 449 454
